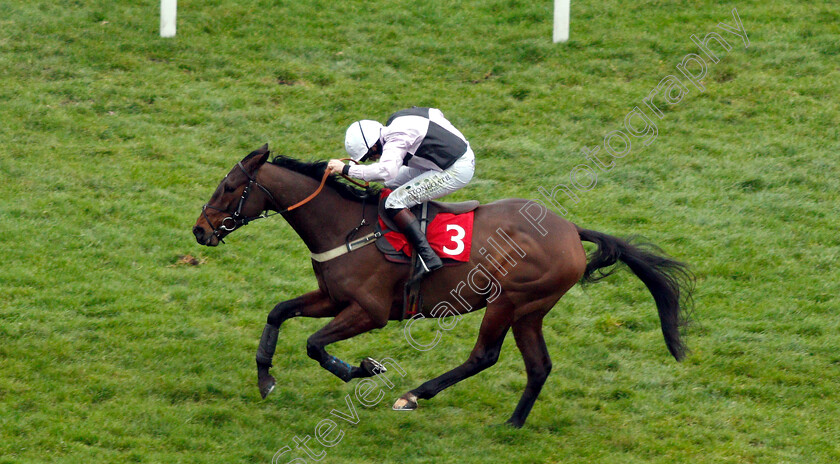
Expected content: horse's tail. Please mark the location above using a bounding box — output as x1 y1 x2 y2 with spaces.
576 226 694 361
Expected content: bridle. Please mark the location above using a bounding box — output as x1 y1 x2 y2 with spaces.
200 161 283 244
199 159 363 244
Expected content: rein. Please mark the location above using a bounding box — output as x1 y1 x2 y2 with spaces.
289 169 331 211
339 158 370 189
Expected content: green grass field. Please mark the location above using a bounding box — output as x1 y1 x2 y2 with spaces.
2 0 839 462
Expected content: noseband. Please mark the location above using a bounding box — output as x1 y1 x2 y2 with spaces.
201 161 281 244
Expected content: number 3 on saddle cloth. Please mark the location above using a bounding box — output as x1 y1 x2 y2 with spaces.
373 189 478 319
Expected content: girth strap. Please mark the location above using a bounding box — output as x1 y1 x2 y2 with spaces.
310 231 382 262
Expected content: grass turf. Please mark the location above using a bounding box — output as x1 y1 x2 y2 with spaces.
1 0 838 462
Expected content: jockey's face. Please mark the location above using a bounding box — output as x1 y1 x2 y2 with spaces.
365 141 383 161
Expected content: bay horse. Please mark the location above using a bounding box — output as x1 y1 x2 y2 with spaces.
192 145 693 428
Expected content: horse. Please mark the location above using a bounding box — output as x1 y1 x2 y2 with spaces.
192 144 694 428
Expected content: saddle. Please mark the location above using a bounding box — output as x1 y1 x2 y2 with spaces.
373 191 479 320
375 193 478 265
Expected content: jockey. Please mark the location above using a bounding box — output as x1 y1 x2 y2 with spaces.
328 107 475 278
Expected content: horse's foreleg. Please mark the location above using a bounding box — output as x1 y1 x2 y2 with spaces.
394 303 513 410
257 290 343 398
306 302 387 382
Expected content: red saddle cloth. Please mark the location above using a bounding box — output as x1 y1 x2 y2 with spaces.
378 193 474 263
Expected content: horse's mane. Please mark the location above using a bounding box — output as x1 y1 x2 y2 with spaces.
269 155 382 202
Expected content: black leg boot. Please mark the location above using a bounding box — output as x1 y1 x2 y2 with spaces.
388 208 443 276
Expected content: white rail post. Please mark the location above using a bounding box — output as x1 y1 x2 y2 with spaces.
553 0 570 43
160 0 177 38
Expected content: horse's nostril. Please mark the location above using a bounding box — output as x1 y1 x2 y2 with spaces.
193 226 205 242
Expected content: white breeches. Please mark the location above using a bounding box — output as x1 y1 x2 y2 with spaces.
384 148 475 210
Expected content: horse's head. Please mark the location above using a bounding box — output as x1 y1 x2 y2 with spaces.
193 144 275 246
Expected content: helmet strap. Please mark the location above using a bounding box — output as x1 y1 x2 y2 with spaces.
359 140 380 162
358 121 370 151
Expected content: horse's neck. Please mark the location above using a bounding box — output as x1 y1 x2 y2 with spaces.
259 164 371 253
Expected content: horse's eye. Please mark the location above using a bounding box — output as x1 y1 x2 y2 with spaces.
224 184 236 193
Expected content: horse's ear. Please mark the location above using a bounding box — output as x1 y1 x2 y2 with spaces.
255 143 270 165
243 144 270 167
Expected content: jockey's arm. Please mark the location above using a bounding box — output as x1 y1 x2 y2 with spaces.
332 134 412 183
329 124 419 182
345 148 403 182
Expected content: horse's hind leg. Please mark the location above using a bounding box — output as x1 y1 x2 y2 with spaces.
257 290 343 398
306 302 388 382
506 311 552 428
393 303 513 410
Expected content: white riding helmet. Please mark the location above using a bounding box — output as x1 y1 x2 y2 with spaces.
344 120 383 161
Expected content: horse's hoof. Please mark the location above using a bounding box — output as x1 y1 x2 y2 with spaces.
392 393 418 411
259 375 276 399
503 418 524 429
361 357 386 376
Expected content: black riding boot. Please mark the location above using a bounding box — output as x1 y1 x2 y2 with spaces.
388 208 443 276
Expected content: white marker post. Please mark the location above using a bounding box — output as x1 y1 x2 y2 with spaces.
553 0 570 43
160 0 177 38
